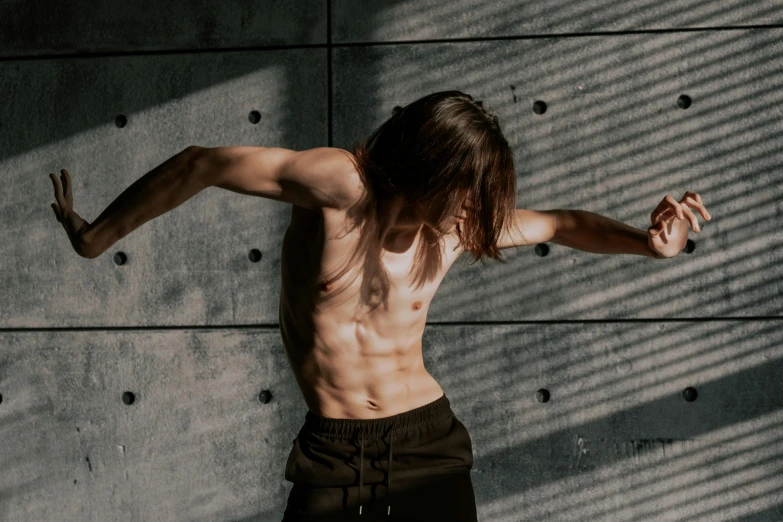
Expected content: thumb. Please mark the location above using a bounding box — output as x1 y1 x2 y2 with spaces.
51 203 61 222
649 220 664 238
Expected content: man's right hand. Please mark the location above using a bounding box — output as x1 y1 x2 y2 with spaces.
49 168 93 258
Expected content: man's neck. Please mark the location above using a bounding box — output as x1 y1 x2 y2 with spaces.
376 196 424 253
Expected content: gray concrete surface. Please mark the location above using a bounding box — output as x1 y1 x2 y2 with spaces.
1 1 782 520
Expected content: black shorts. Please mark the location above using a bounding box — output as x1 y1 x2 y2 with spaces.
282 393 477 521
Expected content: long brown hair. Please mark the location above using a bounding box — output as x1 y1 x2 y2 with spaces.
331 90 518 311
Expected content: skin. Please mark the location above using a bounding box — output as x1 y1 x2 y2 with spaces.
278 189 468 418
49 154 711 420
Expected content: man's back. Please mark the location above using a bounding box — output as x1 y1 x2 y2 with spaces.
279 165 465 420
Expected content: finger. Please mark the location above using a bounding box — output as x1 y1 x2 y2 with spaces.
684 191 711 220
665 194 684 220
650 200 671 224
682 195 711 221
61 169 72 203
684 191 703 205
660 220 670 244
683 196 710 221
649 220 664 238
652 203 678 225
651 196 682 224
49 173 65 206
681 204 700 232
651 220 669 244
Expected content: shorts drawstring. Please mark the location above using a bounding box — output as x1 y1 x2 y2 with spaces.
359 423 396 516
387 427 394 516
359 428 365 515
297 394 451 518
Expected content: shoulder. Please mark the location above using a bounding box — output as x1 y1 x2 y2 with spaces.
277 146 363 211
327 148 366 211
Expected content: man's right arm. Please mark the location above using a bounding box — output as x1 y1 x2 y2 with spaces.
82 145 358 258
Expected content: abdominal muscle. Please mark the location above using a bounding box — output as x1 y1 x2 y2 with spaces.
301 333 446 419
281 274 448 420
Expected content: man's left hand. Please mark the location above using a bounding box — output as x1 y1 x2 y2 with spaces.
648 191 712 259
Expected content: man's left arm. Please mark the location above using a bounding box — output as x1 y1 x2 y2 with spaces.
553 192 712 259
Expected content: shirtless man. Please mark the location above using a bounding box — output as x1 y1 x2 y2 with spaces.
49 90 711 521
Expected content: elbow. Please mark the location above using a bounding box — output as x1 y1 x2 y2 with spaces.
184 145 207 164
551 209 572 243
185 146 214 189
185 145 207 166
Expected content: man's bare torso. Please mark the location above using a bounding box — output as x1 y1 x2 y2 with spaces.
278 167 466 419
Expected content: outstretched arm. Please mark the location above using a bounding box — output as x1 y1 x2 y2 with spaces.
498 192 711 259
554 192 711 259
49 145 357 259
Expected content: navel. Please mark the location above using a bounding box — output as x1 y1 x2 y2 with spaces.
412 301 422 310
320 280 333 292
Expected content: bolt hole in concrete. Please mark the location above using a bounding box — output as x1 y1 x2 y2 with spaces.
682 387 698 402
122 391 135 405
259 390 273 404
248 248 263 262
532 100 547 115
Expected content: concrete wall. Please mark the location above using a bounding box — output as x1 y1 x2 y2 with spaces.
2 1 782 520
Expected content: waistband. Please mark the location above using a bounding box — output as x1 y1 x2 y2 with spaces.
303 393 451 440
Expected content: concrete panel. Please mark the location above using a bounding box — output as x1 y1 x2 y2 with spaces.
430 322 783 521
0 329 298 522
1 322 780 520
1 49 327 327
0 0 325 56
332 0 783 42
332 29 783 320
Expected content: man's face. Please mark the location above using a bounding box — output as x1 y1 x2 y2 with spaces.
416 196 469 233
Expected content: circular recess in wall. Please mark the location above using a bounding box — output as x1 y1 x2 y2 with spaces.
677 95 692 109
682 387 698 402
259 390 273 404
248 248 263 262
532 100 547 115
122 391 136 405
